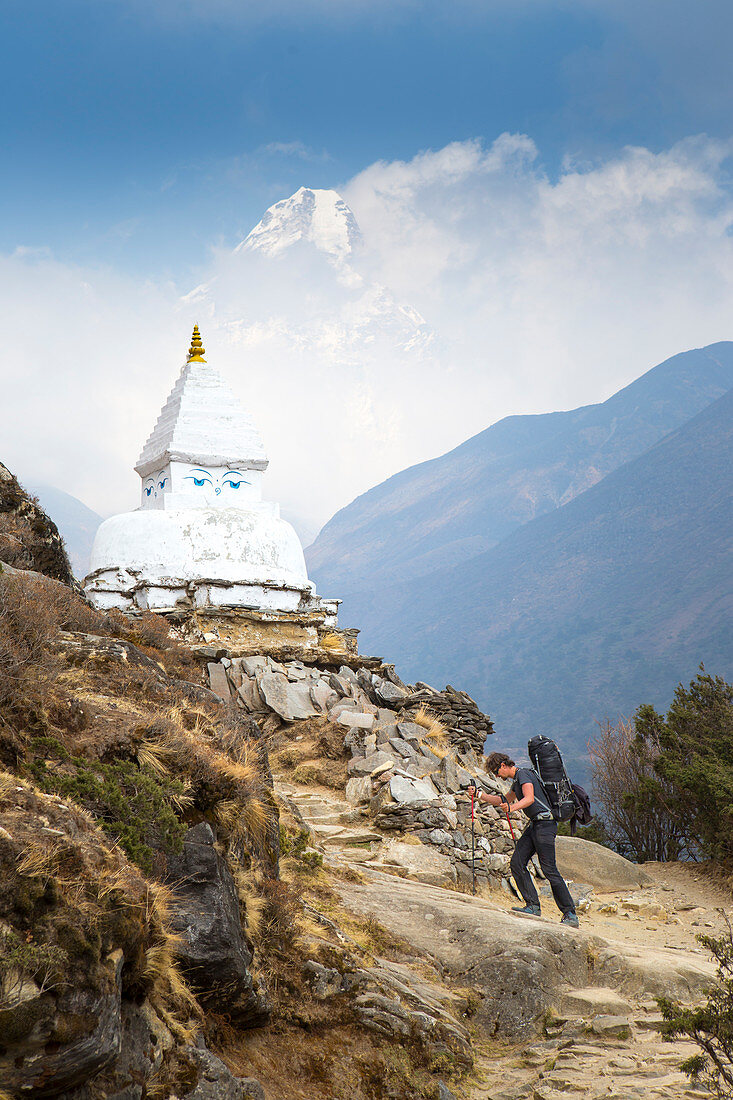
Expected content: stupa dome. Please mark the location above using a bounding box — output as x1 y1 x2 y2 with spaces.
85 327 333 619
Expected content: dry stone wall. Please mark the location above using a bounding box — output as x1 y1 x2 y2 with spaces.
205 654 532 893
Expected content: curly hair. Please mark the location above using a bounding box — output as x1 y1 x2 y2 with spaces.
485 751 515 775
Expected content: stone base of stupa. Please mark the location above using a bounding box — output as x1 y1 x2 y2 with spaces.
85 568 338 620
109 602 359 662
180 606 357 661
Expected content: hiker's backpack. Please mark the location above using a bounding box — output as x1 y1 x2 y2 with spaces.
527 735 576 823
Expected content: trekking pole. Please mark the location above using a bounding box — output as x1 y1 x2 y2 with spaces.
470 783 476 895
504 802 516 841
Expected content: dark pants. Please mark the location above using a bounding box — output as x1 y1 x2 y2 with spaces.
510 819 575 915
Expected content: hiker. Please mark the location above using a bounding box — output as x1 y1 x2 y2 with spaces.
479 750 579 928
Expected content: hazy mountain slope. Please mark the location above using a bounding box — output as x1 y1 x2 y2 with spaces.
349 388 733 774
25 484 102 580
307 342 733 596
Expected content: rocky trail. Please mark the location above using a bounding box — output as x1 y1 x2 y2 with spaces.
276 775 728 1099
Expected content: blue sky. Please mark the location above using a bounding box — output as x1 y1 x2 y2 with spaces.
5 0 733 278
3 0 733 530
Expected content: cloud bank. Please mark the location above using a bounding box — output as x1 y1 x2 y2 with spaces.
2 133 733 546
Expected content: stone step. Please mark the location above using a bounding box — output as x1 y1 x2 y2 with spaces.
320 830 383 846
560 986 634 1017
310 823 348 839
309 812 351 825
332 848 379 863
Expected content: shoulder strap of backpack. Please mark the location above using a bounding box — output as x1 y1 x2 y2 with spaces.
524 768 554 816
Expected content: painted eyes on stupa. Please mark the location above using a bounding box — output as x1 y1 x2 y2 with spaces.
183 469 250 492
157 478 168 490
185 470 213 488
221 474 249 490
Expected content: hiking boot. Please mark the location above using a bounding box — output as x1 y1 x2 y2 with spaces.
560 911 579 928
511 904 541 917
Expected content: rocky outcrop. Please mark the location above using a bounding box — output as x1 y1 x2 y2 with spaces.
181 1046 266 1100
301 954 473 1069
0 460 75 585
165 823 267 1026
335 870 715 1038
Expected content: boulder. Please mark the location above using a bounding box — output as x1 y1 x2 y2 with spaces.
348 750 395 778
259 672 318 721
182 1046 265 1099
310 680 338 713
388 736 418 759
336 709 375 730
237 678 266 713
555 837 653 891
165 823 264 1024
397 721 427 744
389 775 438 806
345 777 373 805
240 656 269 677
328 671 353 696
374 678 407 706
95 1000 173 1100
405 758 436 779
207 662 232 701
381 839 457 886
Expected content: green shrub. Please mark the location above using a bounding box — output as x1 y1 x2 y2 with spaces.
636 668 733 862
0 927 68 1006
27 736 187 872
659 921 733 1095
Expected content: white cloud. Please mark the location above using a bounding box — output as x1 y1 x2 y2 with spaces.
2 133 733 551
343 133 733 416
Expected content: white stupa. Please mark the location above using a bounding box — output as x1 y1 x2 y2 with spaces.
85 327 336 621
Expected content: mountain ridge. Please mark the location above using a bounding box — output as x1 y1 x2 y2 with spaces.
307 341 733 596
345 387 733 773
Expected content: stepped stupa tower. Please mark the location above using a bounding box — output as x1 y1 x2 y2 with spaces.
85 327 337 625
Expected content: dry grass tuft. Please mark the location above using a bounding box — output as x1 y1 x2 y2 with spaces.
137 706 277 856
136 738 171 776
16 839 61 883
412 706 450 754
245 893 268 943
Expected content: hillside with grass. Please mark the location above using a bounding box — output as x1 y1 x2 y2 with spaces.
2 458 731 1100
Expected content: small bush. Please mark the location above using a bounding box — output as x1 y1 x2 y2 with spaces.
588 717 686 861
0 572 61 727
0 927 68 1006
659 919 733 1095
27 735 187 872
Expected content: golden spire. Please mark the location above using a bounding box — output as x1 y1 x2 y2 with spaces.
187 324 207 363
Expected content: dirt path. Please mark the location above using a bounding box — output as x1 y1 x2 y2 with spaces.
275 776 729 1098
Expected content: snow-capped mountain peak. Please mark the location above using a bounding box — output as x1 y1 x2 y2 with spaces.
237 187 362 262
